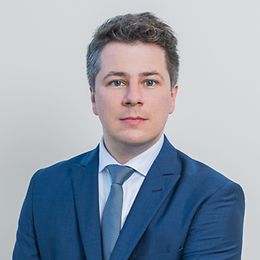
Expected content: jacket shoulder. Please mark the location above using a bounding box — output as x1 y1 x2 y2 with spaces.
175 148 243 196
32 147 98 181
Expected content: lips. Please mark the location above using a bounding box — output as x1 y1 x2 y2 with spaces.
120 116 147 125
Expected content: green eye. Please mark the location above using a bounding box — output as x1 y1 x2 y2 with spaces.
144 80 157 87
111 80 126 87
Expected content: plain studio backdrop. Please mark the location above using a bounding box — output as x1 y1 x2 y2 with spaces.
0 0 259 259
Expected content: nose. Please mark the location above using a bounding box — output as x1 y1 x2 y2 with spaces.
122 83 143 107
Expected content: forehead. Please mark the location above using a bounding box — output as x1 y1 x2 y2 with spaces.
98 41 169 76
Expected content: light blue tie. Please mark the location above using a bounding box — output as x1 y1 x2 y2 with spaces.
102 165 135 260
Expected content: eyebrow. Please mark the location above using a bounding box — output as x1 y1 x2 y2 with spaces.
140 71 164 80
103 71 127 81
103 71 164 81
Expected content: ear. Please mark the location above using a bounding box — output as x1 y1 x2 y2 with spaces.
90 87 98 116
169 84 178 114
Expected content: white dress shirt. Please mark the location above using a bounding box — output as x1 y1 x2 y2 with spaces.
98 135 164 228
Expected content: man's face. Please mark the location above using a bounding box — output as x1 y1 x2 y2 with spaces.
91 41 178 151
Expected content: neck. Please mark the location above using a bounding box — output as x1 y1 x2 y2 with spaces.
103 136 162 164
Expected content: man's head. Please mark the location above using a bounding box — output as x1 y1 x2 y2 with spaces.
87 12 179 91
87 13 179 162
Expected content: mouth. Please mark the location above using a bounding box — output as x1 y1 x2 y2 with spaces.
120 117 147 125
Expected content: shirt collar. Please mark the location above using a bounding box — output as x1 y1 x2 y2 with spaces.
98 135 164 177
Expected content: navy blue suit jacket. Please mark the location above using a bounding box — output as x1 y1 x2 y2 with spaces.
13 137 245 259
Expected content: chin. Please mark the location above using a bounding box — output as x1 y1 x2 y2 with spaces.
117 132 160 148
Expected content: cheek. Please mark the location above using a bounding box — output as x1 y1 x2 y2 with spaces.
153 95 174 115
93 94 117 119
161 93 176 115
92 93 106 115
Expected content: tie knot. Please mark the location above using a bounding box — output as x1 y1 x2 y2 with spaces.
107 165 134 185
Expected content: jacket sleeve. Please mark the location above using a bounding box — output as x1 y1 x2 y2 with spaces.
182 181 245 260
13 174 41 260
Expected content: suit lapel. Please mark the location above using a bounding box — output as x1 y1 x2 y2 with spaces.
110 137 181 260
70 147 103 260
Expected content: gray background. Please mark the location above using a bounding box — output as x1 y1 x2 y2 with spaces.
1 0 259 259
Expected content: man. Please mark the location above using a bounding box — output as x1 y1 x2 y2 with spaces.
13 12 245 259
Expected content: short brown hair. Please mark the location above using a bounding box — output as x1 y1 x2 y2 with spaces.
87 12 179 90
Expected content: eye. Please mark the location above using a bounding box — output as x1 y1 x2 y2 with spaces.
144 79 158 87
110 80 126 87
